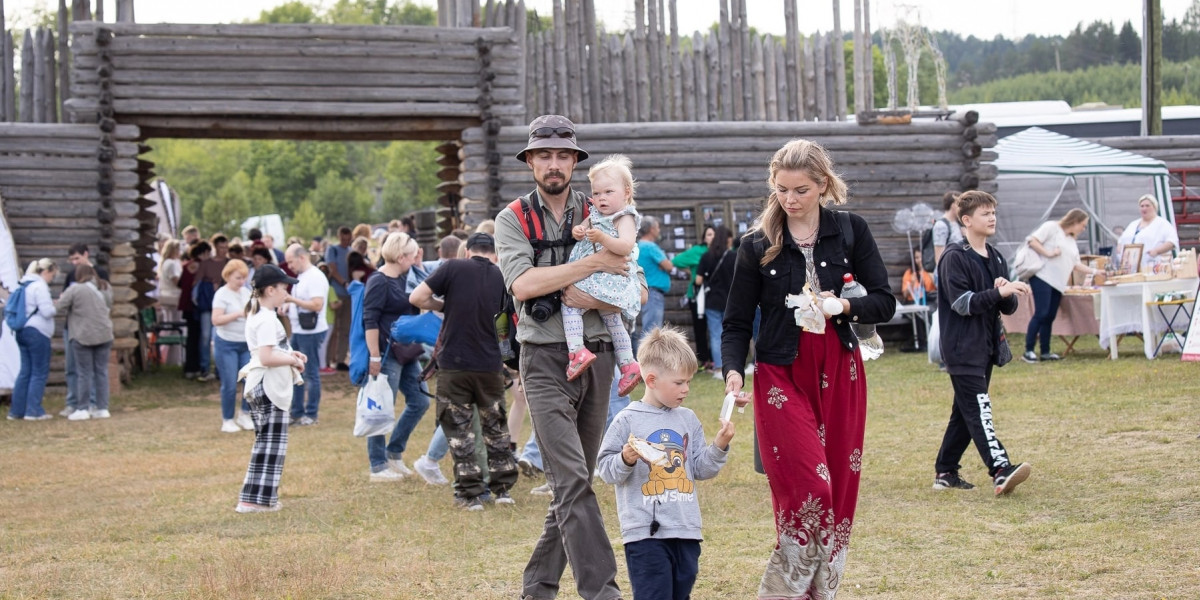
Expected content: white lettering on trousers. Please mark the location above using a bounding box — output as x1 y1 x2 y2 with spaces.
976 392 1009 467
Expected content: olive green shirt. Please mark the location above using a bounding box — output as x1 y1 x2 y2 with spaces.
495 188 646 346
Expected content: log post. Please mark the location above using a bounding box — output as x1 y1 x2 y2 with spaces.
705 33 719 121
33 29 47 123
693 33 708 122
814 33 827 120
564 0 581 121
2 31 12 122
680 44 694 121
727 0 743 120
739 0 753 120
646 0 660 121
764 34 778 121
833 0 847 120
863 0 873 110
668 0 680 121
552 0 567 115
116 0 135 23
783 0 799 121
71 0 91 21
853 0 863 115
609 35 624 122
718 0 732 120
19 30 32 122
43 29 56 122
751 34 765 120
583 0 600 123
58 0 69 120
623 33 637 121
634 0 649 122
515 0 527 122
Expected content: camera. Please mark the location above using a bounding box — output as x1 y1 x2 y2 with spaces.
527 292 562 323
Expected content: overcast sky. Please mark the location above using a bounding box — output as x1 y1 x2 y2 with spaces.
3 0 1195 40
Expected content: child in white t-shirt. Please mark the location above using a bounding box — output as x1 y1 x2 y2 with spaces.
236 264 306 514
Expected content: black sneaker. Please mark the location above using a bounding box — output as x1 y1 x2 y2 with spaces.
932 471 976 491
993 463 1032 496
1039 353 1061 361
1021 351 1038 363
454 496 484 511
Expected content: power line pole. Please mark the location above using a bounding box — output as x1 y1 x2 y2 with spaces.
1141 0 1162 136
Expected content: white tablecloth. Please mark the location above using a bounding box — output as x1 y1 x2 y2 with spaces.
1098 278 1200 359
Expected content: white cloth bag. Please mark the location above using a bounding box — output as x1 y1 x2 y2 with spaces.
353 375 395 438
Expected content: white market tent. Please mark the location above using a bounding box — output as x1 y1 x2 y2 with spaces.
992 127 1174 259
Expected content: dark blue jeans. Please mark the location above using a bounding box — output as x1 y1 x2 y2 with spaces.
214 336 251 420
624 538 702 600
11 327 52 419
290 331 326 420
366 353 428 471
1025 276 1062 355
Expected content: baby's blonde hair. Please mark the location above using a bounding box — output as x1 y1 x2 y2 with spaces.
587 154 637 207
636 326 697 376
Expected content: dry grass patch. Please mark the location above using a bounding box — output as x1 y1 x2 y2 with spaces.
2 334 1198 599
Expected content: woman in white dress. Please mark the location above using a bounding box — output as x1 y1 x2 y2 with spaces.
1116 194 1179 271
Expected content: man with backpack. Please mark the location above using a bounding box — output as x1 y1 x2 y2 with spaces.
495 115 635 600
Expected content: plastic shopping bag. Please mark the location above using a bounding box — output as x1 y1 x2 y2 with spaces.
927 310 941 364
353 375 395 438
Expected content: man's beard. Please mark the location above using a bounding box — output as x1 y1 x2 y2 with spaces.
537 171 569 196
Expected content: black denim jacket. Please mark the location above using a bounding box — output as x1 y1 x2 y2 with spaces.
721 208 896 379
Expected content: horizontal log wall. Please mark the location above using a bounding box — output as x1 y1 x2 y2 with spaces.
460 119 997 325
66 21 526 140
0 122 145 383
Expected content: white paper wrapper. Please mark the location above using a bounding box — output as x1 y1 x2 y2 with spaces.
784 284 826 334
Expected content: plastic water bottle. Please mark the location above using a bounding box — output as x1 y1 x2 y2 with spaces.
840 273 884 360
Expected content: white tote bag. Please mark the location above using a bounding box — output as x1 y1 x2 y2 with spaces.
353 375 395 437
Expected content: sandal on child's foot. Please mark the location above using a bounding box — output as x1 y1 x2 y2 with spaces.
566 348 597 381
617 361 643 396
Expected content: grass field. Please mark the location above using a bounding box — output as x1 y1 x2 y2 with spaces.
1 334 1198 599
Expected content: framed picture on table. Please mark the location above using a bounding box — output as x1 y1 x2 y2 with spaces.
1120 244 1143 275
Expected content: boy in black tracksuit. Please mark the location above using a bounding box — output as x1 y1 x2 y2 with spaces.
934 191 1033 496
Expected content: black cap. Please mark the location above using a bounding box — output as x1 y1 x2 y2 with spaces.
466 232 495 252
253 264 298 288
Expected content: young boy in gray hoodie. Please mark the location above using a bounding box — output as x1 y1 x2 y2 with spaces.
597 326 734 599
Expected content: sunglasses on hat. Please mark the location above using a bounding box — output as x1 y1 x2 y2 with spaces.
531 127 575 139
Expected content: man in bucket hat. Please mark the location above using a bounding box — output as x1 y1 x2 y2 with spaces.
496 115 636 600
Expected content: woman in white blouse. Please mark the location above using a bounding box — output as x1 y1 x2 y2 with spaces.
1116 194 1179 271
1022 209 1100 363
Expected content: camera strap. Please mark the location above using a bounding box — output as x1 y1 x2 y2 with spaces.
508 190 590 267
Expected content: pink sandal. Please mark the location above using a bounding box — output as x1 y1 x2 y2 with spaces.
617 362 642 396
566 347 597 381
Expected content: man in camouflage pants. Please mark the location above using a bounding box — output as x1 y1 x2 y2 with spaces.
410 232 518 510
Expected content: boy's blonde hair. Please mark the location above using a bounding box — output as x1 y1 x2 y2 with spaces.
587 154 637 207
636 326 697 375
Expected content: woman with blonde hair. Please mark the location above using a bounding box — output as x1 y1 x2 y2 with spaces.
721 139 895 599
8 258 58 420
1116 194 1180 271
362 232 428 481
57 264 114 420
1021 208 1102 363
212 259 254 431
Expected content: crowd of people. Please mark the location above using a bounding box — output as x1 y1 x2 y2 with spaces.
17 112 1185 600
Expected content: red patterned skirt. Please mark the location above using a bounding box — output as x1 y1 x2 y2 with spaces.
753 324 867 600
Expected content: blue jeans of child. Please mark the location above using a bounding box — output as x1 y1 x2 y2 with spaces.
10 327 52 419
214 337 251 420
637 289 666 352
290 331 326 420
705 308 725 369
624 538 702 600
366 354 427 472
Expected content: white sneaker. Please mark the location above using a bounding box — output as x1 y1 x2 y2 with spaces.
388 459 414 476
58 407 74 417
530 482 554 497
369 469 404 482
221 419 241 433
413 455 449 485
90 409 111 419
68 409 92 421
235 413 255 430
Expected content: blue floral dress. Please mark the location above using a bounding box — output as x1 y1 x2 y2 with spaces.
569 206 642 321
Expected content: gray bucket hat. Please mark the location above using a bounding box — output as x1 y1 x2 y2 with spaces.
514 115 589 163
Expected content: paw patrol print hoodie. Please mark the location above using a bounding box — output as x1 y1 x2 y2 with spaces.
597 401 730 544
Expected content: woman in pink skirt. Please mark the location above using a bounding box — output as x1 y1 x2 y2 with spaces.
722 139 895 599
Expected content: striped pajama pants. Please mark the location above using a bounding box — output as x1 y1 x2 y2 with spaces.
239 382 289 507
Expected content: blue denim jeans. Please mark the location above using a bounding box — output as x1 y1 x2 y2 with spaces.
366 354 428 471
214 336 252 420
427 425 449 461
199 311 213 374
637 289 666 352
705 308 725 369
605 365 630 434
10 327 52 419
290 331 326 420
520 432 542 470
71 340 111 411
1025 276 1063 355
